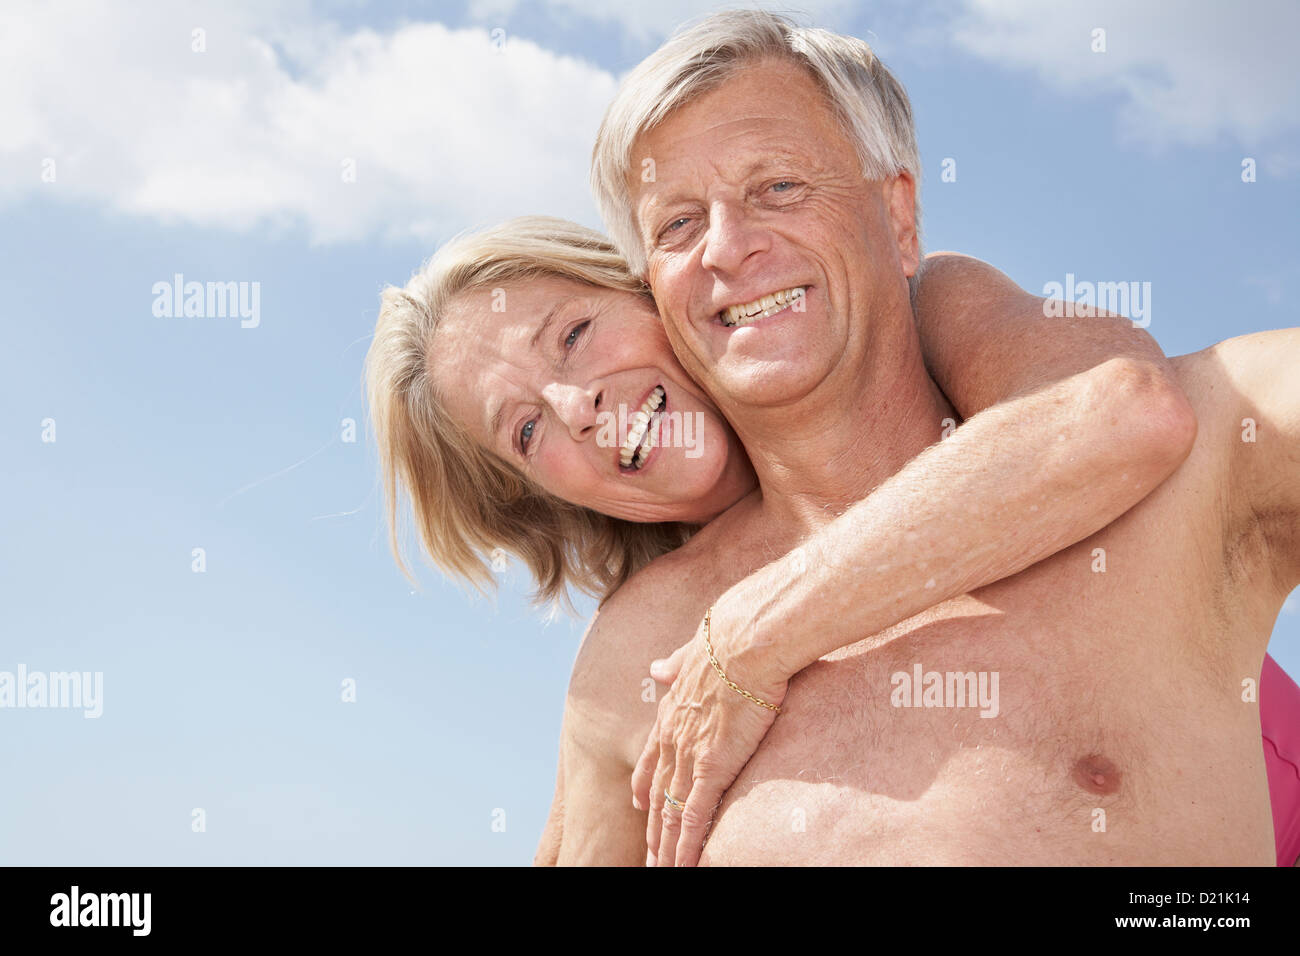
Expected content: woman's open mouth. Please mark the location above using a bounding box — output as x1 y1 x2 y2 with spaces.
619 385 666 471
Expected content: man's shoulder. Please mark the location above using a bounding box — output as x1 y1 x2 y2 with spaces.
1170 329 1296 436
1173 327 1300 590
1174 328 1298 390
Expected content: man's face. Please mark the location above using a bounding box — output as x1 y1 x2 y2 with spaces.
630 58 919 411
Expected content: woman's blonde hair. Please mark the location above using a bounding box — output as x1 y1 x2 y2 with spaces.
366 216 695 610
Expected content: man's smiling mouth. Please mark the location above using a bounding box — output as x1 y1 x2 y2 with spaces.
719 286 806 327
619 385 666 471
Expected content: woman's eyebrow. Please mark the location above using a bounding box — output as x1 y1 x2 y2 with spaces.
486 299 576 445
489 401 510 447
529 299 570 349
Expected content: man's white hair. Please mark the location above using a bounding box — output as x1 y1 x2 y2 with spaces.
591 9 924 293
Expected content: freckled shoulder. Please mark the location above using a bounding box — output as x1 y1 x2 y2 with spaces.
565 543 711 758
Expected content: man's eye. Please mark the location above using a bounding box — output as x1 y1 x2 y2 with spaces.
520 418 537 453
564 320 590 348
660 217 690 239
771 181 795 192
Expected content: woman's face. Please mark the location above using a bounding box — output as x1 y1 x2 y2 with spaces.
429 275 756 524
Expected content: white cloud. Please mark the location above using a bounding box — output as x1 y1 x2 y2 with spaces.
0 0 619 243
470 0 858 44
951 0 1300 149
11 0 1290 244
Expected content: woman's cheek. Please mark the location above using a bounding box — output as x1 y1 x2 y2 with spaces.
548 445 600 501
532 447 571 501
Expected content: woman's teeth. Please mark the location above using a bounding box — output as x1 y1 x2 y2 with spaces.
619 386 666 470
722 287 805 327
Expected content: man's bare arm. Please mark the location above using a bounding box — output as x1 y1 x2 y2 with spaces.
916 252 1176 415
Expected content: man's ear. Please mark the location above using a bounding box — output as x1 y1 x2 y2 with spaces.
885 172 920 278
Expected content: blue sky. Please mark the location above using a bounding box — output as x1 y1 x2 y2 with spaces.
1 0 1296 865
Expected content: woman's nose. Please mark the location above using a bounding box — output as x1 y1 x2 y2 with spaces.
542 382 605 440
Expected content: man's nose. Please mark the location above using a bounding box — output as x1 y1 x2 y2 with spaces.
700 200 768 274
542 381 605 440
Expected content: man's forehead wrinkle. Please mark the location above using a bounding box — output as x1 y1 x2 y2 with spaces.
635 112 795 228
648 115 801 163
638 152 829 242
643 121 829 196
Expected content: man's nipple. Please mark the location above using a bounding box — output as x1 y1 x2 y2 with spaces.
1071 754 1122 795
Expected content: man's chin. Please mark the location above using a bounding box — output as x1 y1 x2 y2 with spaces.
710 363 823 411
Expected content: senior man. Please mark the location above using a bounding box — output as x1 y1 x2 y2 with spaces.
541 11 1300 865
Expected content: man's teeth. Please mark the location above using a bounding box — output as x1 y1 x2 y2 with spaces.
620 386 666 469
722 287 805 327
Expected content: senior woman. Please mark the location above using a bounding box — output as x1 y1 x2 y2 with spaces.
366 217 1300 866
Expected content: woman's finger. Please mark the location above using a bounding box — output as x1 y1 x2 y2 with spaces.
649 644 688 685
645 735 675 863
675 776 725 867
630 723 660 812
657 758 693 867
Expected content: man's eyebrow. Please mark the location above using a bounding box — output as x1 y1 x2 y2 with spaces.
638 154 807 227
639 185 693 226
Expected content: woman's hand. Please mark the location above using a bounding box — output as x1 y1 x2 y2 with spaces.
630 602 789 867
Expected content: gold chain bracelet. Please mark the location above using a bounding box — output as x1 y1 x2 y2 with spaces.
702 606 783 714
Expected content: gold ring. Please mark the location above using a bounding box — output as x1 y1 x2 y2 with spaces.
663 788 686 811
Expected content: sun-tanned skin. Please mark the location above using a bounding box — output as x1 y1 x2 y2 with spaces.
542 59 1298 865
535 256 1198 866
582 335 1295 865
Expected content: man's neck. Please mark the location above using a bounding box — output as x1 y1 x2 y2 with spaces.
727 336 956 534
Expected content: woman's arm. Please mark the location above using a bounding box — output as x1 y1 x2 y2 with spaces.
532 758 564 866
738 252 1196 677
547 592 682 866
633 252 1198 866
539 695 646 866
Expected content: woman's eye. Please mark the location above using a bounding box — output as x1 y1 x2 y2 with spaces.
771 181 794 192
519 418 537 453
564 320 590 348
